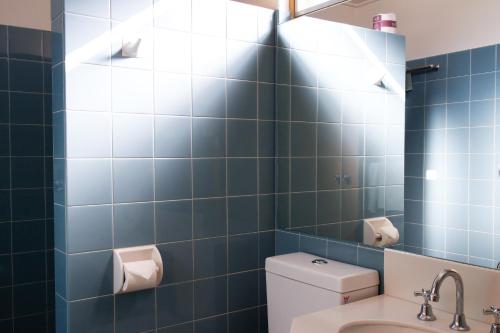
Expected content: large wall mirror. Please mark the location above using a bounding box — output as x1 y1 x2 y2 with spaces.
276 0 500 270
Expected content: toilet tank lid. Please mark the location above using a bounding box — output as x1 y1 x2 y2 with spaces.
265 252 379 293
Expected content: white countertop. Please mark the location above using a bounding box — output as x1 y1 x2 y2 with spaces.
291 295 491 333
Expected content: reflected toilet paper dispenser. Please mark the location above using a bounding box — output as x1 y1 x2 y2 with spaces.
363 217 399 247
113 245 163 294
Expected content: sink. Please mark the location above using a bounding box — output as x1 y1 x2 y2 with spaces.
290 295 490 333
340 321 443 333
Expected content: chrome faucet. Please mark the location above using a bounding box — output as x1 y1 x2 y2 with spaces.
484 306 500 333
429 269 470 331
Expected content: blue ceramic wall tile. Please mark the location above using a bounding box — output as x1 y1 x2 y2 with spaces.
10 92 44 124
425 79 446 105
68 296 114 333
0 26 6 57
275 231 298 255
259 121 275 158
259 158 274 194
194 277 227 319
259 83 275 120
192 118 226 157
158 241 193 285
192 76 225 117
193 198 227 239
192 35 226 77
447 102 469 128
114 202 155 247
194 315 227 333
291 158 315 192
0 255 10 287
66 111 111 158
426 55 447 81
317 191 341 224
12 252 45 284
65 0 110 18
471 45 496 74
291 192 316 228
155 29 191 74
154 0 191 32
291 86 317 122
318 89 341 123
0 287 12 320
291 49 317 87
13 282 46 317
113 114 153 157
227 80 257 119
448 50 470 77
67 205 112 253
193 158 226 198
67 159 112 206
12 219 45 252
259 231 275 268
228 233 258 273
276 48 290 85
326 240 357 265
111 0 153 21
471 73 495 101
159 323 193 333
155 159 192 200
227 120 257 157
193 237 227 279
228 308 258 333
67 251 113 300
447 76 470 103
227 41 257 81
155 116 191 158
258 45 275 83
157 282 193 328
65 14 110 66
155 200 193 243
258 194 274 230
115 289 156 333
8 27 42 61
291 122 316 156
11 157 44 188
228 271 258 311
387 33 405 65
300 235 327 257
228 196 258 235
9 60 43 93
227 158 257 195
113 159 154 203
155 72 191 116
0 59 7 91
10 125 44 156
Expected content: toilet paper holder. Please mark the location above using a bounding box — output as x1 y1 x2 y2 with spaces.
113 245 163 294
363 217 400 248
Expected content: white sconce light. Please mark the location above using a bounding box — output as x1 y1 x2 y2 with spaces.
122 34 144 58
366 67 386 87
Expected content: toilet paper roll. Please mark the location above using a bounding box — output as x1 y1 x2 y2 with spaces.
122 260 159 292
378 225 399 247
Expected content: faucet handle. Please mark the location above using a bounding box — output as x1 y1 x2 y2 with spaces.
414 289 432 303
484 306 500 324
414 289 436 321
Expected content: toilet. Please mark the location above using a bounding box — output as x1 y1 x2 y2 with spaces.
265 252 380 333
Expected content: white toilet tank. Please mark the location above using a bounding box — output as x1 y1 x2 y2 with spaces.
265 252 379 333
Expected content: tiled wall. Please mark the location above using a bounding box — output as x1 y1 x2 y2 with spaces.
0 26 54 332
405 44 500 268
275 17 406 244
52 1 276 332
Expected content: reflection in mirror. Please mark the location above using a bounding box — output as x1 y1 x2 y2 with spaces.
277 0 500 270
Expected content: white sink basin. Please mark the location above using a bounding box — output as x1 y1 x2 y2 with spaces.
340 320 444 333
290 295 490 333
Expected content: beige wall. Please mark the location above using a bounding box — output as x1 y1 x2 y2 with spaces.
0 0 51 30
311 0 500 60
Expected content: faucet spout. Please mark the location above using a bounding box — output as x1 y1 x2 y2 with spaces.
429 269 470 331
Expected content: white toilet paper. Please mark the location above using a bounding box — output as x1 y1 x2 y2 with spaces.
122 260 159 292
